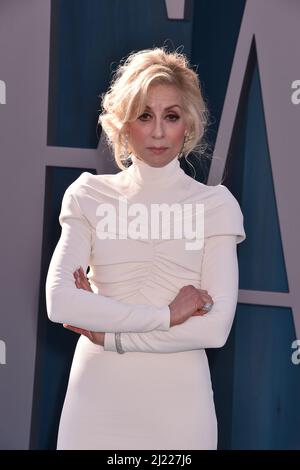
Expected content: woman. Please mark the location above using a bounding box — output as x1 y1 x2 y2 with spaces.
45 47 246 450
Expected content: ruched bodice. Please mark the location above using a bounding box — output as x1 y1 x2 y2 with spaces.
69 154 244 310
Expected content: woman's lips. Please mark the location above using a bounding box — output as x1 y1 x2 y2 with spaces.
147 147 168 155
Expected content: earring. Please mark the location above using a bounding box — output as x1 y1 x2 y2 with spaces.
179 133 189 158
121 133 131 165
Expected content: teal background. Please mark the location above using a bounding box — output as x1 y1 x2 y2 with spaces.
31 0 300 450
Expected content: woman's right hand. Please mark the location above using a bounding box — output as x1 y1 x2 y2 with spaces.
168 285 214 327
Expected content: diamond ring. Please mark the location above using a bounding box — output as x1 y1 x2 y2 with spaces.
202 302 213 312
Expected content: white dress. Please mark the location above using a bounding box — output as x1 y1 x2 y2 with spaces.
45 154 246 450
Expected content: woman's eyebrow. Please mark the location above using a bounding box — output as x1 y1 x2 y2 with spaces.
144 104 182 111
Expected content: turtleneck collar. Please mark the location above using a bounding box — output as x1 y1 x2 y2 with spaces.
127 154 184 186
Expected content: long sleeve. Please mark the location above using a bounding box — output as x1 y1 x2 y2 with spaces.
45 185 170 332
104 234 241 353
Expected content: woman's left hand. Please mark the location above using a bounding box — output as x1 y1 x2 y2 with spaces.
63 267 106 346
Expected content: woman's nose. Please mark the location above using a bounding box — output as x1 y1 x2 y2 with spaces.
152 119 165 138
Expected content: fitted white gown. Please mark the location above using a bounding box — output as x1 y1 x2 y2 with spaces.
45 154 246 450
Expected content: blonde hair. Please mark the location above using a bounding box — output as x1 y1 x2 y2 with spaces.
98 47 210 171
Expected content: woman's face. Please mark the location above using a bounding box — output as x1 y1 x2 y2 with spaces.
126 83 188 167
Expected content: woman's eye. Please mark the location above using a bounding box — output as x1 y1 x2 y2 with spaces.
138 113 180 121
138 113 151 121
166 114 179 121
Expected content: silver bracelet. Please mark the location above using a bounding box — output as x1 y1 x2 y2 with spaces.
115 332 125 354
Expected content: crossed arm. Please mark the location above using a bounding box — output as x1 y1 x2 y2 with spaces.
46 190 240 353
104 234 240 353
